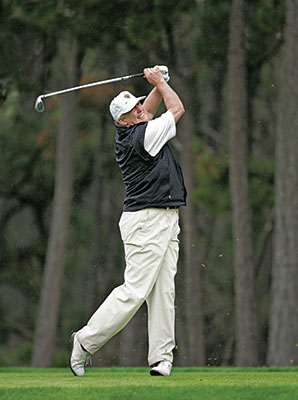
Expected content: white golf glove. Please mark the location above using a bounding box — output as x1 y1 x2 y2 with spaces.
158 65 170 82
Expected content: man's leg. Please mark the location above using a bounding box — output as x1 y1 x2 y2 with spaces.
75 209 168 355
146 209 180 368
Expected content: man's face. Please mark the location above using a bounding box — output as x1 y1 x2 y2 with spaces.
118 102 148 127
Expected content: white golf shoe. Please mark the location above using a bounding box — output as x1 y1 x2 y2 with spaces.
150 360 172 376
70 332 91 376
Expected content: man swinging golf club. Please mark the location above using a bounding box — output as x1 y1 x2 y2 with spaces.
70 65 186 377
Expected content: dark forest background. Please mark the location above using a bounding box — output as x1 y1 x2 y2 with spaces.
0 0 297 368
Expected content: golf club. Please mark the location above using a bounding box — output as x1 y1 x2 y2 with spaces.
34 66 169 113
34 72 144 112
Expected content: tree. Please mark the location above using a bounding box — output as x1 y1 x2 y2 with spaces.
267 0 298 366
179 103 205 366
172 10 205 365
227 0 258 365
32 38 82 367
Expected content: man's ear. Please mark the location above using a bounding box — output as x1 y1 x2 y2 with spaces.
117 118 127 126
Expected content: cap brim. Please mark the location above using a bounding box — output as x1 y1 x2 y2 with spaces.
122 95 146 115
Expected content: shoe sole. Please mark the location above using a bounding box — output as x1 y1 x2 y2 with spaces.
150 369 171 376
150 369 163 376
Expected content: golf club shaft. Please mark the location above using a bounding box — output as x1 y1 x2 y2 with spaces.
40 72 144 100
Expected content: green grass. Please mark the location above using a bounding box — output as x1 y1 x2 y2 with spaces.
0 367 297 399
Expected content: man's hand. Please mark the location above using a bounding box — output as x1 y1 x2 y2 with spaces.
144 66 166 87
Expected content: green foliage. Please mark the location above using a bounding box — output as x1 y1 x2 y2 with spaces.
0 1 59 94
194 147 230 216
193 147 274 225
196 0 231 64
124 0 196 51
52 351 69 368
0 342 32 367
247 0 285 68
64 0 132 48
248 157 274 234
0 98 55 215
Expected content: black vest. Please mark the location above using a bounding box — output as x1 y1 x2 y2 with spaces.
114 121 187 211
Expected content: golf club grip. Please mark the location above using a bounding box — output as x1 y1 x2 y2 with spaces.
129 73 144 78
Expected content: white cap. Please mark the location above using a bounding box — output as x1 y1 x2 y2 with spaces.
109 91 146 121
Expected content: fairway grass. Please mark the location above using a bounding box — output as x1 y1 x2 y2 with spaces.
0 367 297 400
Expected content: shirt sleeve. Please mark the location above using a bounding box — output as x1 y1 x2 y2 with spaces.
144 110 176 157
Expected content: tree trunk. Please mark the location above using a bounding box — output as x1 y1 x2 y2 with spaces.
267 0 298 366
227 0 258 366
32 38 81 367
170 10 205 366
83 114 111 315
175 74 205 366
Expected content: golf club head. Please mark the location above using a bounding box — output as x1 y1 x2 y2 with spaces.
35 96 45 112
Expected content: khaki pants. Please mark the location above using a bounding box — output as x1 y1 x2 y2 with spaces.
77 207 180 366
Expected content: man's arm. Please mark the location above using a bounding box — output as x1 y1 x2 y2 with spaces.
142 87 162 121
143 66 185 123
